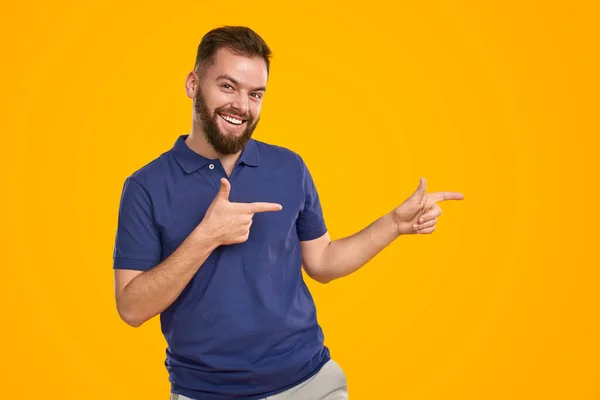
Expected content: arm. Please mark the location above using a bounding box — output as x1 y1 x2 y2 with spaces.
115 225 218 327
301 177 464 283
301 211 399 284
114 177 282 327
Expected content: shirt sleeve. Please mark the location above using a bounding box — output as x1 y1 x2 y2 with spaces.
113 177 162 271
296 157 328 241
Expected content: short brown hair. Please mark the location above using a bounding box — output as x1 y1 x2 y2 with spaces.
194 26 272 75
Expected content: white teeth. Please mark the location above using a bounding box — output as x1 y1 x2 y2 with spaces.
220 114 243 125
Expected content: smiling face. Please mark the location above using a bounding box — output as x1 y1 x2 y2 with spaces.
193 47 268 155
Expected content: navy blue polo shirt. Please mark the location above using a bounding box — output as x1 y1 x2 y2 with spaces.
113 134 330 399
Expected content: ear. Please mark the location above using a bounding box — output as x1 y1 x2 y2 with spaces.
185 71 199 99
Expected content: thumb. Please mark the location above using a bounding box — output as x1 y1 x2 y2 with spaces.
216 178 231 201
410 177 426 202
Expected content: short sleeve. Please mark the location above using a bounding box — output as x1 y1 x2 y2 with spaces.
113 177 162 271
296 158 328 241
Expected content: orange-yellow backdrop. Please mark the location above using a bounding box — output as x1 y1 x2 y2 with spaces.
1 1 598 399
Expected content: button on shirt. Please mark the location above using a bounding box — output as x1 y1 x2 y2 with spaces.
113 135 330 400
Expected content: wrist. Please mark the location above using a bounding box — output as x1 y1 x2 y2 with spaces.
387 211 403 237
191 222 221 251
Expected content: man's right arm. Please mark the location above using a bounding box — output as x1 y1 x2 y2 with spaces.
113 177 282 328
114 224 218 327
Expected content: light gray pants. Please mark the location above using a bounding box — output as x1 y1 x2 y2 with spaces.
170 359 348 400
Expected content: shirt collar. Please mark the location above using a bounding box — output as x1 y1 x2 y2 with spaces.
171 134 259 174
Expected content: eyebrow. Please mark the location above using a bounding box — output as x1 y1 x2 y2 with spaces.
216 74 266 92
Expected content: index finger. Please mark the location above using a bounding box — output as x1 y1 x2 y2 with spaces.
429 191 465 203
238 202 283 213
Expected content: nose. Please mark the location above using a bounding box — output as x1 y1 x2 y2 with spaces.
229 91 249 117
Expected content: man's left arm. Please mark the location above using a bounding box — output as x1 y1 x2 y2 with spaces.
301 177 464 284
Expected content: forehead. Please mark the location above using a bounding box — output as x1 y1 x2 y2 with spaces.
204 47 268 88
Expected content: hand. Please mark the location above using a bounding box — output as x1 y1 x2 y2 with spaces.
198 178 283 245
392 177 464 235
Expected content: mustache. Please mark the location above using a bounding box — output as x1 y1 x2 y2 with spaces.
215 108 250 120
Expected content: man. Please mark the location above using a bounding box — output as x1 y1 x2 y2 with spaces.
113 26 464 400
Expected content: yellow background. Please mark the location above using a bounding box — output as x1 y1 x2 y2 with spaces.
1 0 598 399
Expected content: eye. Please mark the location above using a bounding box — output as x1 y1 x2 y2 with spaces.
221 84 233 90
251 93 263 99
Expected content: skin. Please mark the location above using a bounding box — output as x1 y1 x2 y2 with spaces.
114 46 464 327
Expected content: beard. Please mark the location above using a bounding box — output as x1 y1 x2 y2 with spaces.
193 89 259 155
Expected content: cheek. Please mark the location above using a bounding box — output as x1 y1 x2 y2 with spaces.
251 103 262 118
200 87 229 112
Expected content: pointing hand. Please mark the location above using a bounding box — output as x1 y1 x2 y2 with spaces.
393 177 464 235
199 178 283 245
